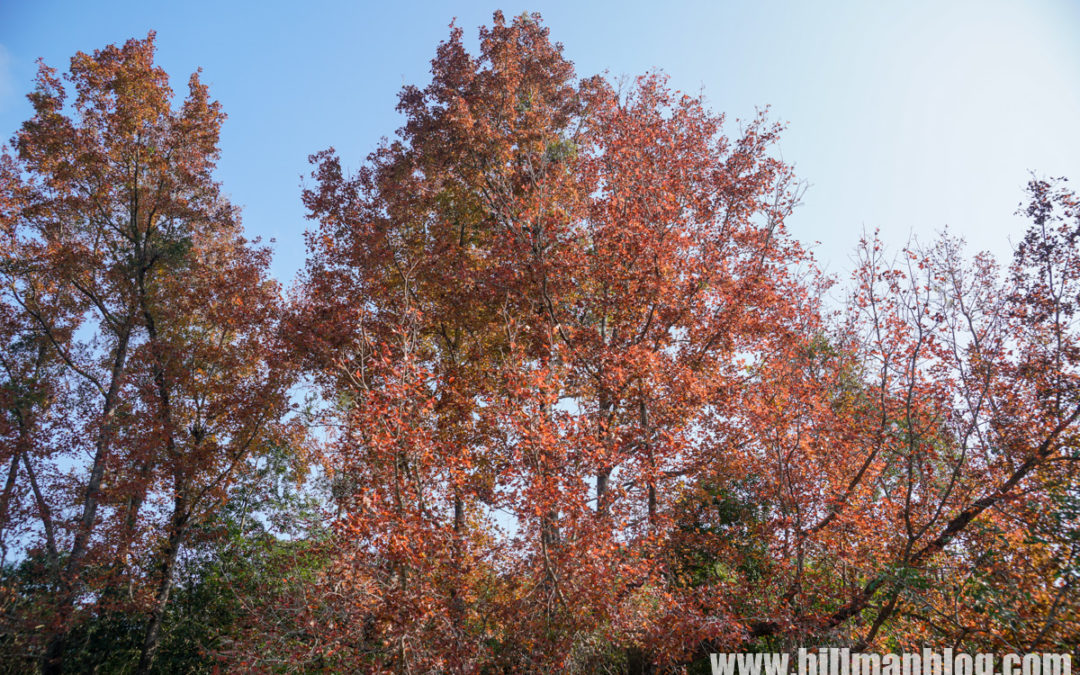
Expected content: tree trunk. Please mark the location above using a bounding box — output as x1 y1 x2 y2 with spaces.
136 508 187 675
596 390 613 516
43 321 134 675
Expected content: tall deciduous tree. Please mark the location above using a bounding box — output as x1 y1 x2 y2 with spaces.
285 13 1080 672
3 14 1075 674
289 11 813 671
0 34 301 673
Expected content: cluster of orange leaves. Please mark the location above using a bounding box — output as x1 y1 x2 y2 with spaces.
1 12 1077 675
273 12 1080 674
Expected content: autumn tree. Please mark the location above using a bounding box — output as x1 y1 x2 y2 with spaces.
2 13 1075 675
0 34 302 673
284 13 1080 672
683 179 1080 656
288 11 815 672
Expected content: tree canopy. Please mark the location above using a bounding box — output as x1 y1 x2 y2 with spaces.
1 12 1078 674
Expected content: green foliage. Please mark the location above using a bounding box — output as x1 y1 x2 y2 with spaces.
0 442 326 673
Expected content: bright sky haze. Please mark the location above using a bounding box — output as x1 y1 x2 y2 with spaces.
2 0 1078 283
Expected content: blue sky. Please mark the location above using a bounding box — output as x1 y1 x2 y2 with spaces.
2 0 1078 284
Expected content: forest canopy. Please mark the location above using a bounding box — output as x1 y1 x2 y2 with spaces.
1 11 1078 674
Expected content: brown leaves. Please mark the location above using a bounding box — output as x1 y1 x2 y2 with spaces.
289 11 818 671
3 14 1077 673
0 33 302 672
285 13 1080 668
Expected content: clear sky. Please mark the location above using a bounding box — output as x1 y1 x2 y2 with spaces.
2 0 1078 284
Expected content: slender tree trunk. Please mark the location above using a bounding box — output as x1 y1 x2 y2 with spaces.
136 503 187 675
20 448 59 574
454 494 465 534
43 322 134 675
134 277 189 675
0 453 19 540
596 390 613 516
64 323 133 577
450 492 467 634
641 399 657 524
0 344 47 555
596 469 610 513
